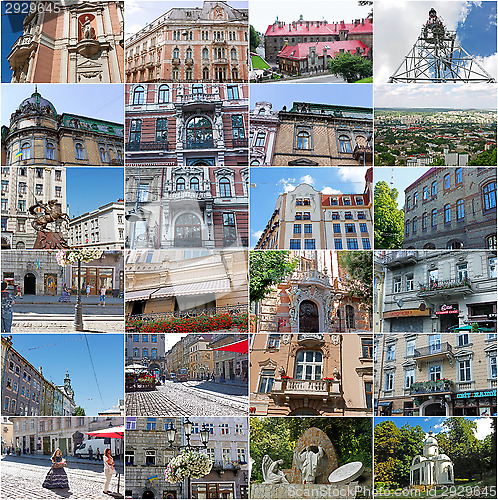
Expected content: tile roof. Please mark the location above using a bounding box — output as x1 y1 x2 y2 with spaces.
265 18 372 37
278 40 369 60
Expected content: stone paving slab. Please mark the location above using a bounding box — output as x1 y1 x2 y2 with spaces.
11 318 124 333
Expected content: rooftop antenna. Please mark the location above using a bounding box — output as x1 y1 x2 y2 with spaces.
389 8 496 83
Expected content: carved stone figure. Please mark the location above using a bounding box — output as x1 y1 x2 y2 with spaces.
262 455 289 484
29 199 70 233
294 446 325 484
80 16 95 40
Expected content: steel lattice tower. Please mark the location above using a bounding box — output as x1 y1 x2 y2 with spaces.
389 8 496 83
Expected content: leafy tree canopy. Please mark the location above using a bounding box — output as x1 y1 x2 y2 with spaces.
328 53 372 83
338 251 373 310
374 181 404 249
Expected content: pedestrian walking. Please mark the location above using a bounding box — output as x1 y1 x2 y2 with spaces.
88 445 93 460
86 284 91 297
96 447 102 461
99 286 107 307
103 448 116 495
58 282 71 303
15 284 22 299
42 448 69 490
1 281 15 333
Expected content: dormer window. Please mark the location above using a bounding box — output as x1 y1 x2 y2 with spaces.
330 198 338 205
343 198 351 205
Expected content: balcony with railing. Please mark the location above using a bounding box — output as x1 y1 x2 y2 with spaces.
8 34 37 63
353 144 373 165
126 141 170 152
382 251 418 269
271 378 341 403
290 269 331 287
211 460 242 471
213 57 229 65
163 188 213 201
228 138 248 149
183 139 215 150
297 333 325 347
413 342 453 360
417 278 473 297
410 379 454 395
178 93 220 104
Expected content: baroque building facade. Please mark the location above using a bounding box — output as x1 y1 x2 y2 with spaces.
125 83 248 166
374 333 497 417
1 165 67 249
125 1 248 83
249 333 373 416
403 167 497 250
7 1 124 83
271 102 373 166
125 333 167 379
375 250 497 334
125 166 248 250
249 101 278 166
1 88 124 167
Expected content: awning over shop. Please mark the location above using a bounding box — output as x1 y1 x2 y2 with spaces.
377 401 393 406
212 339 249 355
151 279 231 299
125 288 160 302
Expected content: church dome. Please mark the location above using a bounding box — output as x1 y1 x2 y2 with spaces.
436 454 451 461
423 431 438 446
17 88 57 118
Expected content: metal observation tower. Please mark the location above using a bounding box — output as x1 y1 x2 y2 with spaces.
389 8 496 83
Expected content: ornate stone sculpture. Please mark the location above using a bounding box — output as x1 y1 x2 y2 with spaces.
294 446 325 484
80 16 95 40
29 199 70 233
262 455 289 484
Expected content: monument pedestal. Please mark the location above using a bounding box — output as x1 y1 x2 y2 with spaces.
33 231 69 249
251 483 359 499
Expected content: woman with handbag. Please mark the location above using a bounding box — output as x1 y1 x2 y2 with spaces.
42 448 69 489
103 448 116 495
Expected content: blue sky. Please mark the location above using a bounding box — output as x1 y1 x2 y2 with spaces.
457 1 497 58
374 416 494 441
67 168 124 218
1 84 124 125
1 1 27 82
9 334 124 416
251 84 373 111
250 167 369 246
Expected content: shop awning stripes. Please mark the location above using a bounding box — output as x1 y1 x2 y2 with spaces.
150 279 231 299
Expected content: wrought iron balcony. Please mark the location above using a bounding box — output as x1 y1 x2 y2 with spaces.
229 138 248 148
410 379 454 395
183 139 214 150
417 279 473 297
185 58 194 66
211 460 242 471
413 342 452 359
213 57 229 65
125 141 170 152
179 92 220 103
172 57 181 65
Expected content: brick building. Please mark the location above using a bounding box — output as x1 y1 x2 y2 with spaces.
1 166 66 249
125 166 248 249
7 0 124 83
403 167 497 250
249 333 373 416
249 101 278 166
374 333 497 416
125 83 248 166
1 88 124 167
125 1 248 83
264 17 373 63
271 102 372 166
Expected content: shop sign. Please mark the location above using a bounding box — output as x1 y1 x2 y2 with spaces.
435 304 459 315
456 389 497 399
383 308 431 319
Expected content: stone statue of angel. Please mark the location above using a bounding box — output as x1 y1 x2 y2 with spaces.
262 455 289 484
294 446 324 484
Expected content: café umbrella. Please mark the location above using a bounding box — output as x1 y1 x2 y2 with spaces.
86 426 124 498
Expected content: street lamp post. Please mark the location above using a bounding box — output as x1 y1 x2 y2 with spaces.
74 259 83 331
335 291 344 334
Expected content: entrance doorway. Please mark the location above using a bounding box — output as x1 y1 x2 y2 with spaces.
423 402 446 416
142 491 155 498
24 273 36 295
44 274 57 295
299 301 319 332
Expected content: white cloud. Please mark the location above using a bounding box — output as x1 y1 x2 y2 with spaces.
300 175 315 185
277 177 296 193
251 230 263 239
433 421 449 433
474 417 493 440
338 167 368 185
321 187 342 195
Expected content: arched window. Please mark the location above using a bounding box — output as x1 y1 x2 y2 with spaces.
412 217 417 234
46 143 55 160
173 48 180 59
219 177 231 197
143 348 148 357
299 301 319 333
202 48 209 59
487 235 497 249
129 119 142 143
444 203 451 223
456 199 464 220
339 135 352 153
172 67 179 80
99 148 108 163
444 174 450 189
186 116 213 148
175 213 201 247
294 350 322 379
75 143 84 159
230 48 237 60
422 212 427 230
345 305 355 329
21 143 31 160
431 181 437 196
431 208 437 227
158 84 169 103
483 182 496 210
232 68 238 80
202 67 209 79
297 131 309 149
133 86 144 105
190 177 199 191
186 48 192 59
176 177 185 190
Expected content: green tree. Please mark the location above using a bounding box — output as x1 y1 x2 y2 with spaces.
374 420 402 486
74 406 86 416
430 157 445 166
249 251 298 303
250 25 260 52
374 181 404 249
338 251 373 313
469 146 497 166
328 53 372 82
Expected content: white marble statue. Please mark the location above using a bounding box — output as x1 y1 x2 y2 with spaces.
80 16 95 39
262 455 289 484
294 446 325 484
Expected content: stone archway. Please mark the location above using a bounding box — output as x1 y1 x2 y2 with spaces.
299 300 319 333
142 490 155 498
420 399 449 416
24 273 36 295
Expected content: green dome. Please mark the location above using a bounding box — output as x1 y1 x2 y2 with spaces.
18 89 57 117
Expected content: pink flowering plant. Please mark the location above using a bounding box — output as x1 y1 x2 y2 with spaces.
56 249 103 265
164 450 213 483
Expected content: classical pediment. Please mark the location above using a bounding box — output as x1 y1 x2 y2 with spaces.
288 158 319 166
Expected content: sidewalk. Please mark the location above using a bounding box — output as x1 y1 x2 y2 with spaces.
13 295 123 305
1 452 123 469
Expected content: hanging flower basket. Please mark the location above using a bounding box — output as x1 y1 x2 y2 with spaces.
164 450 213 484
56 249 103 266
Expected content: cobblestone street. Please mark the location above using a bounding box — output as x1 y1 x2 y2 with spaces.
0 455 123 499
126 379 248 416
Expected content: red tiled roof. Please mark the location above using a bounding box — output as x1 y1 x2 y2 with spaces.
278 40 369 60
264 18 372 37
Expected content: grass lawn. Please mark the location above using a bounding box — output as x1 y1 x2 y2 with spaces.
356 77 373 83
252 54 270 70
